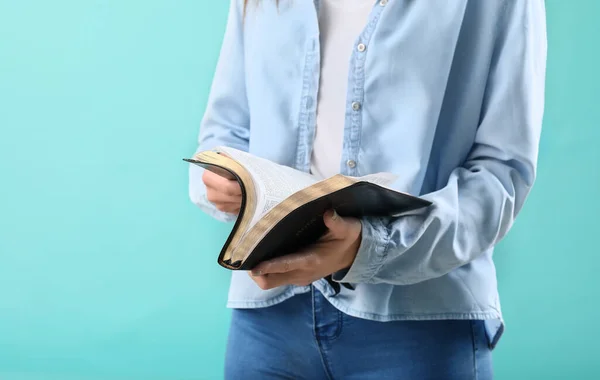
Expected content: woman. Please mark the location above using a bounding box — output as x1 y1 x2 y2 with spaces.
190 0 547 378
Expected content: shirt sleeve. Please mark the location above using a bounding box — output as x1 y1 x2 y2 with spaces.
334 0 548 285
188 0 250 223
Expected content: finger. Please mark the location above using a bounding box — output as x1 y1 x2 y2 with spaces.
318 229 336 242
252 251 319 275
215 202 241 213
323 209 361 240
206 179 242 197
222 179 243 196
201 170 223 187
206 190 242 205
203 171 242 196
249 271 309 290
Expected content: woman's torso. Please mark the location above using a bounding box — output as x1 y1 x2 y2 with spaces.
224 0 511 348
241 0 500 196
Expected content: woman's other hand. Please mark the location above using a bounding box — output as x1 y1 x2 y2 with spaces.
202 170 242 214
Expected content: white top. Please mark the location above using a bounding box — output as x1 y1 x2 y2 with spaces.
310 0 373 179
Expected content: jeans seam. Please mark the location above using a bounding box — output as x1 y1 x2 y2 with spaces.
322 302 344 343
327 308 344 343
471 320 479 380
312 287 334 380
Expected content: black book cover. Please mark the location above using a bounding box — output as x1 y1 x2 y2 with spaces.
232 181 432 270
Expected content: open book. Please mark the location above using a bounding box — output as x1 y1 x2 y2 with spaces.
185 147 432 270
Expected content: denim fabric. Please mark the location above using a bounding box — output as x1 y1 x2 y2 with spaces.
225 287 493 380
189 0 547 349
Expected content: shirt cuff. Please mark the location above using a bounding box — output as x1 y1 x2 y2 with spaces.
332 217 390 284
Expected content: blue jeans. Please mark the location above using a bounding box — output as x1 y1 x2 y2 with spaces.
225 287 493 379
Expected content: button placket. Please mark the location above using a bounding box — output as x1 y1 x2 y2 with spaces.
342 0 386 177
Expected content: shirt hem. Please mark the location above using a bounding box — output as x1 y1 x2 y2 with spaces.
227 294 502 322
226 288 311 309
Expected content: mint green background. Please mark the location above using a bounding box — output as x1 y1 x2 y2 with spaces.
0 1 598 379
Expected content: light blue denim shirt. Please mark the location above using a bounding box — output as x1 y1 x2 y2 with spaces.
189 0 547 348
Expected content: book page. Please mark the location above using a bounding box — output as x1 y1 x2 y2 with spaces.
216 146 319 227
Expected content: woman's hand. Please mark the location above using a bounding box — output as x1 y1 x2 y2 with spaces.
202 170 242 214
249 210 362 290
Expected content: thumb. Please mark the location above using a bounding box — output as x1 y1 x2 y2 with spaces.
323 209 350 239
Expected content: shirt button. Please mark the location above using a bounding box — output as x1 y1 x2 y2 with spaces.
351 101 361 111
346 160 357 169
357 43 366 52
380 0 388 5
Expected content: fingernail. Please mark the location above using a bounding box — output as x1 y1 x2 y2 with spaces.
332 210 339 221
252 270 262 276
